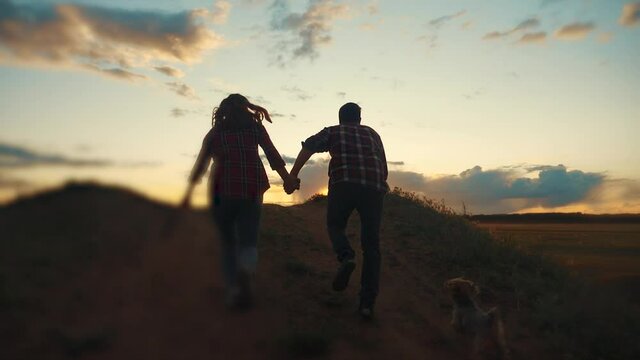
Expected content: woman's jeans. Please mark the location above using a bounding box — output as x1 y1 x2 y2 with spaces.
211 195 262 290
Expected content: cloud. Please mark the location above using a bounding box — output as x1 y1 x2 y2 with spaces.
619 2 640 27
171 108 189 117
269 0 350 64
166 82 198 99
242 0 267 5
209 1 232 24
421 10 466 50
366 1 378 15
291 160 331 201
0 142 112 168
0 142 159 168
555 22 595 40
597 32 614 43
541 0 566 6
483 18 540 40
281 154 298 164
155 66 185 78
518 31 547 44
428 10 466 28
260 153 317 166
82 64 147 81
462 88 485 100
282 85 313 101
209 77 241 95
0 173 30 189
388 165 606 213
359 22 375 30
247 95 271 105
0 0 223 79
290 161 613 213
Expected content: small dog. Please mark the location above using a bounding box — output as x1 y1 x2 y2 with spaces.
444 277 510 360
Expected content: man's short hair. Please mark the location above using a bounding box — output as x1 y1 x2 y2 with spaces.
339 102 361 124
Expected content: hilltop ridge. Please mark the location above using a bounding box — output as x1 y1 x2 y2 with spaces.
1 183 638 359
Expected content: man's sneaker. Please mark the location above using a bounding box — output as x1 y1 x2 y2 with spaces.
224 287 240 309
235 271 253 310
332 259 356 291
359 307 374 320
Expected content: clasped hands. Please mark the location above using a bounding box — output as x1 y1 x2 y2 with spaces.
283 175 301 195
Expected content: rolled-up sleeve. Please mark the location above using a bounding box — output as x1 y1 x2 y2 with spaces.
258 124 286 170
302 127 330 153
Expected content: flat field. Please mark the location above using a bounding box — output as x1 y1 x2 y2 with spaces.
475 222 640 302
475 223 640 280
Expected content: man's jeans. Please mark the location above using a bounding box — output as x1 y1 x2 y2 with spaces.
326 182 385 306
210 195 262 290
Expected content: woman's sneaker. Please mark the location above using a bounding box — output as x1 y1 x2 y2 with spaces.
332 259 356 291
359 298 375 320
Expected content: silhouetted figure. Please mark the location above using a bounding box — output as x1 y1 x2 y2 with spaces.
290 102 389 319
182 94 298 309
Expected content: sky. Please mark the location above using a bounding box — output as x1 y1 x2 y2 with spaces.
1 0 639 214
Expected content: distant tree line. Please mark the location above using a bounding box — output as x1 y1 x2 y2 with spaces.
469 213 640 224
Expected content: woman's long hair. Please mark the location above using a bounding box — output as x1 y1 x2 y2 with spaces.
211 94 272 130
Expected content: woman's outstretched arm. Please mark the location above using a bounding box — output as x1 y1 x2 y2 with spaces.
181 131 213 208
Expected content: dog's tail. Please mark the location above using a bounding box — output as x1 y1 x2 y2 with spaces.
489 307 511 360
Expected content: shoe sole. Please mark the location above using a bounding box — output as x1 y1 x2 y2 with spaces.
359 308 373 321
332 261 356 291
235 271 253 310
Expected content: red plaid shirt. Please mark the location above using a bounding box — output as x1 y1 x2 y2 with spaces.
190 124 285 199
303 124 389 192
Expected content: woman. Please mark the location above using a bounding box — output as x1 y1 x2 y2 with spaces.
181 94 298 309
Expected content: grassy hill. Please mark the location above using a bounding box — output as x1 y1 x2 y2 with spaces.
1 183 638 359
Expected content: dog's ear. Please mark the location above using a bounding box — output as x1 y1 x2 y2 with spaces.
473 284 480 297
444 278 461 290
444 279 452 289
487 307 497 325
458 279 474 295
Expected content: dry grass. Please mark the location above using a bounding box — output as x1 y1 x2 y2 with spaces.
2 183 639 360
476 223 640 282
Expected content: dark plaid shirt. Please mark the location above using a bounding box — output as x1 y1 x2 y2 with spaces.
190 123 285 199
303 124 389 192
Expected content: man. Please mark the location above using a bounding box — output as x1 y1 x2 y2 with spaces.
290 102 389 319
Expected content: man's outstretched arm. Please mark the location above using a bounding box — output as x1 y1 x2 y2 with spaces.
290 147 314 178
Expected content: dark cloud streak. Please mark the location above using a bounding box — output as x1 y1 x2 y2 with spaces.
555 22 595 40
0 143 159 168
0 0 222 81
483 18 540 40
166 82 198 99
619 3 640 27
155 66 184 78
0 143 112 168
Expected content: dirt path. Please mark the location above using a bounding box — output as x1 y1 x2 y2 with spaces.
8 200 472 359
284 201 469 360
26 211 287 360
